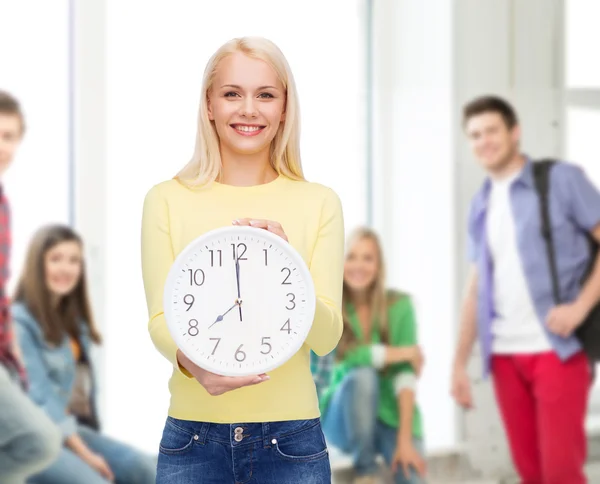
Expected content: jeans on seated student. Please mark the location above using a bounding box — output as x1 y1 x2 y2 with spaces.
0 364 62 484
322 368 425 484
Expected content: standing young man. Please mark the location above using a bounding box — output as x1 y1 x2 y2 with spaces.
451 95 600 484
0 91 61 484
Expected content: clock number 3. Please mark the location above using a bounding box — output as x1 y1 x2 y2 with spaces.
286 293 296 310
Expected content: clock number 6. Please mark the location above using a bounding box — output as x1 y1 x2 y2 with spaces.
235 344 247 362
285 293 296 310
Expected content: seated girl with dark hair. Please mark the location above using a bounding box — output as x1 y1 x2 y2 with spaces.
12 224 156 484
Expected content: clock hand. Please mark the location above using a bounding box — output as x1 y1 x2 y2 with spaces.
235 248 243 322
208 300 240 330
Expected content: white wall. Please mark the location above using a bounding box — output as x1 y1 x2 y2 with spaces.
98 0 367 452
0 0 71 292
371 0 456 452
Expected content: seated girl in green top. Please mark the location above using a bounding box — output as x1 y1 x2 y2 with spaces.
320 227 426 484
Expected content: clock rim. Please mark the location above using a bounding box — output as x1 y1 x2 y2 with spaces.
163 225 316 377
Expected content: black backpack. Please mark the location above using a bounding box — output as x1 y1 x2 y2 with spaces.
532 159 600 361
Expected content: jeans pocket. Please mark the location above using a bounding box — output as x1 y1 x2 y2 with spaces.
273 420 330 462
159 417 197 456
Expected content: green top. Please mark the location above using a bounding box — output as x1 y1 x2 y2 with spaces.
319 292 423 438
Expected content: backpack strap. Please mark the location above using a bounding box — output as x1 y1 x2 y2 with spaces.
532 159 561 304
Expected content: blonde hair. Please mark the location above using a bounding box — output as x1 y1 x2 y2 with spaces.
177 37 305 186
337 227 403 360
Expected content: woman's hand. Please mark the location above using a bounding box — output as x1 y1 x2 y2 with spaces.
177 350 269 396
83 451 115 482
233 218 288 242
391 439 426 479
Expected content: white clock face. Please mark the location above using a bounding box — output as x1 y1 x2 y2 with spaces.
163 226 316 377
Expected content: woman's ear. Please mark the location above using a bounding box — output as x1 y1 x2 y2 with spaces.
207 96 214 121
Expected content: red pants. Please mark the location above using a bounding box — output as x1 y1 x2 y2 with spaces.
492 351 591 484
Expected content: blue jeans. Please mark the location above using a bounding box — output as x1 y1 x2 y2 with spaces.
28 425 156 484
322 367 425 484
0 365 62 484
157 417 331 483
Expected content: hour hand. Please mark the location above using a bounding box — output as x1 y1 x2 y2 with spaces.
208 300 239 329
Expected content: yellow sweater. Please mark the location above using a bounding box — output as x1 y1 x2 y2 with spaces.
141 175 344 423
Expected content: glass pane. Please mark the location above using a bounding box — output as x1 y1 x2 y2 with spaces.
566 0 600 88
566 107 600 186
0 1 71 292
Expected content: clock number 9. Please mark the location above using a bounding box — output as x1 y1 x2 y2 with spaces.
188 319 199 337
235 344 247 362
286 293 296 310
188 269 205 286
183 294 195 311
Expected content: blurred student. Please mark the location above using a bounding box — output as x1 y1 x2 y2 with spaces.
13 224 156 484
320 227 426 484
452 95 600 484
0 91 61 484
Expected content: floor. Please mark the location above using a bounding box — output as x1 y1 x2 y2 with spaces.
333 460 600 483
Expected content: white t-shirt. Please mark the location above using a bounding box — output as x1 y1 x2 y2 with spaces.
487 173 552 354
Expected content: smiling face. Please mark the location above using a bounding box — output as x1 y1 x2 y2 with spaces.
465 111 520 173
44 240 83 299
207 52 286 161
344 236 380 293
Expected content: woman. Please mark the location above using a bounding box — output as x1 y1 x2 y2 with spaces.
320 227 427 484
12 225 156 484
141 36 344 483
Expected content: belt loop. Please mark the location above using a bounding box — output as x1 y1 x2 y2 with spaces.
262 422 271 448
197 422 210 444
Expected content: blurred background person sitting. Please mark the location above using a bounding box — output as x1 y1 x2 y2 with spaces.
318 227 426 484
12 224 156 484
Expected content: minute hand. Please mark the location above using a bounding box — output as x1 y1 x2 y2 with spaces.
235 249 243 321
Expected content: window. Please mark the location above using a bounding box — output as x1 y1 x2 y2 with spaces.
564 1 600 422
0 1 71 293
566 0 600 89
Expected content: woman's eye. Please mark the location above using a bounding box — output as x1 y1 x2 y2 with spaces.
258 92 274 99
224 92 239 98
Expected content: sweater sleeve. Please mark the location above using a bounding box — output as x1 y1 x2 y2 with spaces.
304 188 345 356
141 185 192 378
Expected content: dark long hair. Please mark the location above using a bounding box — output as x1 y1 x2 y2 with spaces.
13 225 101 346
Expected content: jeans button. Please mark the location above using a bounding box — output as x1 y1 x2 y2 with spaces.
234 433 243 442
234 427 243 434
